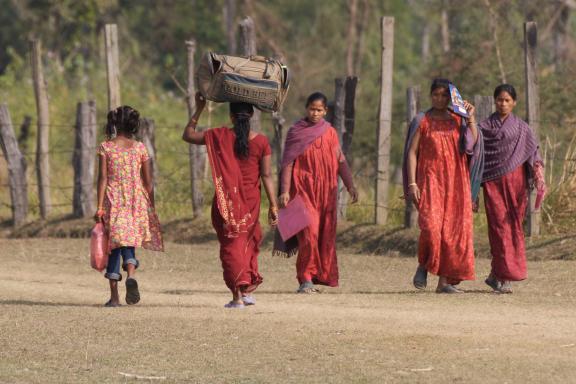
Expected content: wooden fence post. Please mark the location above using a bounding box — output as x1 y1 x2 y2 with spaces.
524 21 541 236
224 0 237 54
375 16 394 225
333 78 347 219
404 86 420 229
473 95 494 122
239 16 261 133
30 39 51 219
186 39 205 218
0 104 28 226
105 24 121 111
272 111 285 194
72 101 97 218
139 118 157 186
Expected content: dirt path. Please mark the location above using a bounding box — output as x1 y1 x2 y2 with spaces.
1 238 575 383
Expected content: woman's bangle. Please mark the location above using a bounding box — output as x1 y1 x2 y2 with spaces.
408 183 418 187
270 206 279 211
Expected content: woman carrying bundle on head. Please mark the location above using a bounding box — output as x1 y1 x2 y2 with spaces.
403 78 482 294
275 92 358 294
182 92 278 308
480 84 546 294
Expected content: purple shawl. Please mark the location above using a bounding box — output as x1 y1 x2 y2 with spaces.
281 118 329 168
479 113 541 182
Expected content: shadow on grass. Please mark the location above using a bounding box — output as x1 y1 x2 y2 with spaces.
0 299 211 309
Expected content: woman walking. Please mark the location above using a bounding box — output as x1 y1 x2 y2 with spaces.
404 78 481 293
182 93 278 308
480 84 546 294
276 92 358 293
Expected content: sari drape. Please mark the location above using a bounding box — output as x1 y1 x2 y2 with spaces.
205 127 269 292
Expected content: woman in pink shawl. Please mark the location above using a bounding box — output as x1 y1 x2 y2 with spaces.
276 92 358 293
480 84 546 294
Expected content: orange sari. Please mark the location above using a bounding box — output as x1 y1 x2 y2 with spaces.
416 114 475 283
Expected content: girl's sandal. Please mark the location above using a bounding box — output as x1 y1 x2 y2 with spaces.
125 278 140 305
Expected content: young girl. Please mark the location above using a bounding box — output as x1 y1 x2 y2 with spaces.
275 92 358 293
95 105 163 307
182 93 278 308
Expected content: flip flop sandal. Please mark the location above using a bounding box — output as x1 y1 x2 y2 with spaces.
498 281 513 294
242 295 256 305
104 300 121 307
413 265 428 290
436 285 463 294
485 276 501 291
125 278 140 305
224 301 245 309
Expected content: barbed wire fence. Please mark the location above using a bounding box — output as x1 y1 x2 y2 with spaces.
2 114 576 230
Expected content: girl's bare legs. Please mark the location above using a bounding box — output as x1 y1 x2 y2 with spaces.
109 280 120 305
126 263 136 279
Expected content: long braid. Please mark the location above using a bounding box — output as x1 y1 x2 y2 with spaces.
229 103 254 159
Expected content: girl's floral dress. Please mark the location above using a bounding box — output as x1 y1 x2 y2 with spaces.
97 140 163 252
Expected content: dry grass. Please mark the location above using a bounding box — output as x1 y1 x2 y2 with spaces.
1 238 576 383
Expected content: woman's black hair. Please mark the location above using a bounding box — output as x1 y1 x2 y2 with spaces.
230 102 254 158
106 105 140 138
305 92 328 108
430 78 451 94
493 83 517 101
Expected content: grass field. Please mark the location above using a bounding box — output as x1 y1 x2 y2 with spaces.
1 238 576 383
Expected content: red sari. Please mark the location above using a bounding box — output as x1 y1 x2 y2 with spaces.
416 114 475 283
483 165 528 281
205 127 271 293
290 128 341 286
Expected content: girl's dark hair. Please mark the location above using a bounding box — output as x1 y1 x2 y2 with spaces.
106 105 140 138
430 78 451 94
230 102 254 158
493 83 517 101
306 92 328 108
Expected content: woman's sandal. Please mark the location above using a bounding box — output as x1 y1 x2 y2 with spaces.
436 285 463 294
125 278 140 305
485 275 501 291
413 265 428 290
224 301 245 309
242 295 256 305
296 282 321 294
498 281 513 294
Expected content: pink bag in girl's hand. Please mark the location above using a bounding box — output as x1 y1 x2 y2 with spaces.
90 222 109 271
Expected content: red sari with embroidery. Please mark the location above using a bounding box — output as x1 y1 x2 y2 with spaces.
416 114 475 283
205 127 271 293
290 128 341 286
